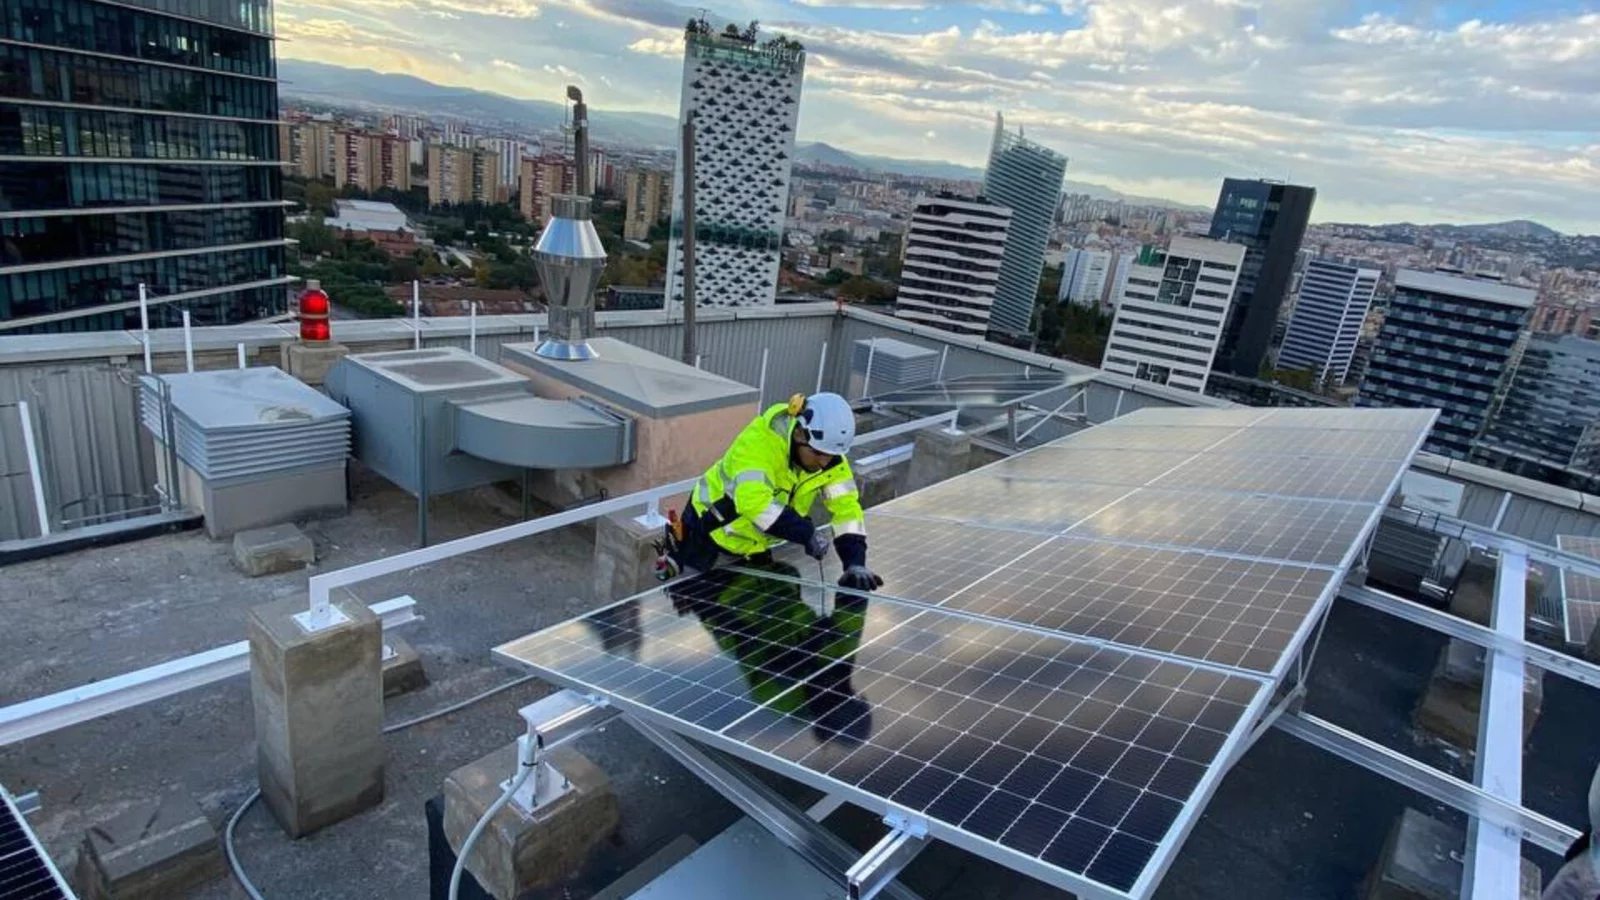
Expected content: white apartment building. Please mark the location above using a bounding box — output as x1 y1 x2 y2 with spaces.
1102 236 1247 393
665 22 805 309
1277 258 1381 387
475 137 524 192
1059 248 1113 307
895 195 1013 337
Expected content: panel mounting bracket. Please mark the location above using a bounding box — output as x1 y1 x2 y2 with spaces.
848 820 929 900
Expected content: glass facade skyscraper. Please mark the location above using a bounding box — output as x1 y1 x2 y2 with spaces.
1475 334 1600 486
982 113 1066 339
0 0 289 333
1207 178 1315 378
1357 270 1534 460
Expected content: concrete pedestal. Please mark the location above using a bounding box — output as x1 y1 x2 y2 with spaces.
1587 622 1600 664
282 342 350 387
594 512 661 603
1414 638 1543 749
904 427 971 494
382 633 429 698
248 594 384 838
1448 552 1497 626
1365 808 1540 900
74 793 223 900
856 464 904 509
442 742 619 900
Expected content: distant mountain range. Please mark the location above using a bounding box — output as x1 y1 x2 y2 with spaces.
1321 218 1567 240
277 60 1201 209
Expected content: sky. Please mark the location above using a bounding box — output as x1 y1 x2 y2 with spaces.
275 0 1600 231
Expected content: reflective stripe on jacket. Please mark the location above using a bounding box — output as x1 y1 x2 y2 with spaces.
691 402 865 557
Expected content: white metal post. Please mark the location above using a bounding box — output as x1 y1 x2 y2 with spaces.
469 302 478 356
138 283 152 373
412 280 421 349
1464 549 1528 900
694 354 702 370
757 347 769 407
860 340 877 400
236 343 246 369
16 401 50 538
181 310 194 373
815 341 828 393
1112 388 1126 420
936 345 948 383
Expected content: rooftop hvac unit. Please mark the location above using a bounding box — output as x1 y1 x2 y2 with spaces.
849 338 938 399
140 367 350 538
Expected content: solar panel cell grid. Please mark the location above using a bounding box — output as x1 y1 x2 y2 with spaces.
1150 452 1400 502
1260 408 1438 431
1117 408 1271 427
989 449 1198 486
878 479 1133 535
1556 535 1600 645
1212 428 1420 460
943 538 1336 673
0 799 67 900
1070 489 1374 568
1055 426 1245 453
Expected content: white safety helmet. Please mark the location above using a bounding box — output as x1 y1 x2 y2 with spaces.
798 392 855 456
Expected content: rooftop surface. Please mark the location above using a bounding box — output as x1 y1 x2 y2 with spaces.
2 461 1596 899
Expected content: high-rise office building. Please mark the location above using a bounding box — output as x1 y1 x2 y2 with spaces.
981 113 1068 338
622 170 670 241
1276 258 1380 387
0 0 289 332
894 194 1012 337
520 154 576 225
1102 237 1246 394
665 19 805 309
1207 178 1316 377
1475 335 1600 481
1357 270 1534 460
1059 248 1113 307
428 144 501 206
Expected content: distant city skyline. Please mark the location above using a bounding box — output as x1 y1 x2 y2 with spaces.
274 0 1600 233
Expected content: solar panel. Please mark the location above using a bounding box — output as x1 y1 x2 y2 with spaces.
495 572 1270 898
495 404 1435 900
1149 452 1401 503
938 538 1337 675
0 786 70 900
1069 488 1374 568
1258 408 1439 431
1211 427 1420 460
877 478 1133 535
988 448 1199 487
1556 535 1600 646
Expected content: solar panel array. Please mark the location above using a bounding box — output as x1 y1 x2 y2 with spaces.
1557 535 1600 646
0 787 69 900
496 406 1435 900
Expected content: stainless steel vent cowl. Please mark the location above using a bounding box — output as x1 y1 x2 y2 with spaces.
533 194 606 360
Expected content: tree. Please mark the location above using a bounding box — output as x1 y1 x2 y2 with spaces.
820 268 850 286
289 218 337 258
304 179 337 217
1271 368 1318 392
837 276 894 304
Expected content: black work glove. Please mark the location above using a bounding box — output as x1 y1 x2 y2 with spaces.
805 531 830 560
839 565 883 592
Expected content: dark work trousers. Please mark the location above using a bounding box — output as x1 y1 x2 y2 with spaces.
674 503 773 574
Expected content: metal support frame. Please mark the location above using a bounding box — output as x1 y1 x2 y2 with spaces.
1385 505 1600 582
0 596 419 747
1014 387 1086 445
1464 550 1527 900
846 821 928 900
15 400 51 538
1339 583 1600 690
627 717 925 900
1274 712 1578 857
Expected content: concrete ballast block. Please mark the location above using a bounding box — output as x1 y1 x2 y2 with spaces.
593 512 661 604
382 633 429 698
282 342 350 387
1365 807 1540 900
443 743 620 900
74 793 224 900
232 524 315 577
1414 639 1543 749
904 426 972 494
248 594 385 838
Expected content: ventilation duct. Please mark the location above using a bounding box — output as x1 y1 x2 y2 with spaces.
533 195 606 361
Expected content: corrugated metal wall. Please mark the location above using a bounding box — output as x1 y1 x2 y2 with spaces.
0 364 156 542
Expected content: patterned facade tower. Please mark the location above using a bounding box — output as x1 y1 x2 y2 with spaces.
666 21 806 309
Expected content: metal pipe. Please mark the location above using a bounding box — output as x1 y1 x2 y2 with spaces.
469 302 478 356
860 340 877 400
181 310 194 373
237 343 246 369
680 111 697 364
815 340 828 393
757 347 770 407
159 377 182 511
936 345 948 382
412 280 421 349
16 401 50 538
138 283 152 373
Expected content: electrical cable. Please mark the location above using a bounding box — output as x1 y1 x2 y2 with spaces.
449 736 537 900
223 673 541 899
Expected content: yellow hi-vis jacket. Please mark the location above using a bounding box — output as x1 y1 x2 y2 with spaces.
691 402 866 559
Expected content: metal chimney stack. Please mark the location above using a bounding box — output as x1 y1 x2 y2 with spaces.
532 194 606 360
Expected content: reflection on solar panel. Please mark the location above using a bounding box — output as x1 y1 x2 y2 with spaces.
943 538 1336 673
0 786 70 900
871 372 1086 408
1557 535 1600 645
495 405 1437 900
496 573 1268 897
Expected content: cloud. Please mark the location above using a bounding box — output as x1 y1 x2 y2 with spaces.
791 0 931 8
974 0 1050 14
492 58 528 71
628 36 682 57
